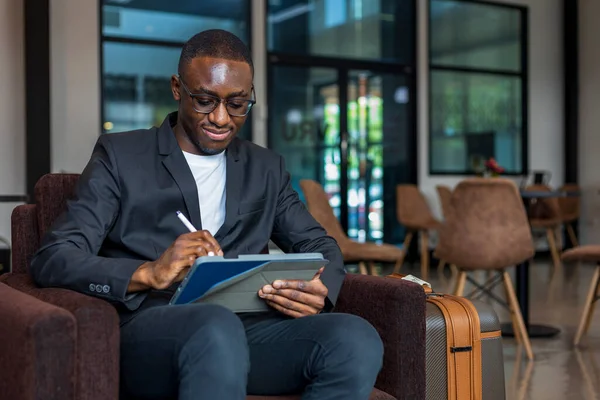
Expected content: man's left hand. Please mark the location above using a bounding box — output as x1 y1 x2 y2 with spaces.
258 267 328 318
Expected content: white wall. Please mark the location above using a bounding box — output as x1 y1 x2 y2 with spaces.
0 0 25 246
418 0 565 223
51 0 101 174
578 0 600 245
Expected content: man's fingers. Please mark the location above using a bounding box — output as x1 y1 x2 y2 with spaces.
271 279 328 296
312 266 325 280
261 287 324 310
182 231 222 255
176 243 208 259
261 294 317 317
179 239 219 257
265 300 305 319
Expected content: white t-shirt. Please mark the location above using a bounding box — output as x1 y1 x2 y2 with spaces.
182 150 227 236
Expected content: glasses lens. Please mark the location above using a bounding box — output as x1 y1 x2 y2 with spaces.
192 97 219 113
226 100 253 116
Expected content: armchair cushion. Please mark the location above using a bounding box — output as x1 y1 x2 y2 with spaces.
1 273 120 400
0 282 76 400
335 274 426 400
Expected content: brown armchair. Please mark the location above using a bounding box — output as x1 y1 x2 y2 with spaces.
0 174 427 400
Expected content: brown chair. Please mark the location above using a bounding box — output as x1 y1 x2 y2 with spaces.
436 185 453 219
1 173 427 400
434 178 535 360
562 246 600 345
395 185 442 280
524 184 563 269
558 184 581 247
299 179 404 276
434 185 457 275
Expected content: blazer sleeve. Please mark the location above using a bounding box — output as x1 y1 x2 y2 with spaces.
270 156 346 310
30 135 148 311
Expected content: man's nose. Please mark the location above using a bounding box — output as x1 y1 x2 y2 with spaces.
208 102 231 127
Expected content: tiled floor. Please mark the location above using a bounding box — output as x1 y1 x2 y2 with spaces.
359 258 600 400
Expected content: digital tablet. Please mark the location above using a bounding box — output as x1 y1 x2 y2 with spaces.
169 253 328 313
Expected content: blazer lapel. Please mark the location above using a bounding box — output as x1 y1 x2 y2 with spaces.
157 114 202 229
215 139 242 241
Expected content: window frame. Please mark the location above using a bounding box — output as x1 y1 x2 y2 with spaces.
98 0 253 136
427 0 529 176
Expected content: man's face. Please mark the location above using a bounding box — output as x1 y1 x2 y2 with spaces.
171 57 253 155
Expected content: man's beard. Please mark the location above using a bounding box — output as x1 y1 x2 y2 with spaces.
186 131 226 156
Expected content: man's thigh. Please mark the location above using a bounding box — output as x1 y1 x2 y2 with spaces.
120 303 246 399
242 312 378 396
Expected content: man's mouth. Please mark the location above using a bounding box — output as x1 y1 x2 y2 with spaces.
202 128 232 142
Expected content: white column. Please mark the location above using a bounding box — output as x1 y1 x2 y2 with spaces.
0 0 25 246
251 0 268 148
50 0 101 174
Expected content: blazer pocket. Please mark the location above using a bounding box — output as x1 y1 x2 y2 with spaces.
238 199 266 215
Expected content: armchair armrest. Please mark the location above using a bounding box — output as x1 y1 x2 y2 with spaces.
1 273 120 400
334 274 426 400
0 282 76 400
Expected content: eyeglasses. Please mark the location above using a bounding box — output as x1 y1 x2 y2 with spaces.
178 75 256 117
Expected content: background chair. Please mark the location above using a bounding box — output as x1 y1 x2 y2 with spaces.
434 178 535 360
434 185 456 275
561 245 600 346
524 184 563 270
299 179 404 276
395 184 442 280
558 183 581 247
0 173 427 400
435 185 453 219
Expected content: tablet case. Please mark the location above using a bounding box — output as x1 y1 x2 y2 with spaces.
169 253 328 313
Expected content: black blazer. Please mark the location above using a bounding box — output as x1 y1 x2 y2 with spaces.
30 113 345 322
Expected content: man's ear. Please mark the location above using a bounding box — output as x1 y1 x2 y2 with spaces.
171 75 181 101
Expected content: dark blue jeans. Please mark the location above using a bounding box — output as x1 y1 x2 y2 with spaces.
119 303 384 400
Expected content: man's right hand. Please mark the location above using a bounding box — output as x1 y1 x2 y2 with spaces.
128 231 223 292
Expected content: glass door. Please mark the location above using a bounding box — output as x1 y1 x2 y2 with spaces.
269 64 414 245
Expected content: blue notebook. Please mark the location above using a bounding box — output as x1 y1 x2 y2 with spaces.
169 253 328 312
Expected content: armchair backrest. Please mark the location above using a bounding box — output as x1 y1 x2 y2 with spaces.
11 174 80 274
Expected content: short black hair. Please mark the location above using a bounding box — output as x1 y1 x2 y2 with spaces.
178 29 253 75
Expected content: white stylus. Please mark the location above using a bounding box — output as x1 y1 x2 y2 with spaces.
176 211 215 256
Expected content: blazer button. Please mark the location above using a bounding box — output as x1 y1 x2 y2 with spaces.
95 284 103 293
89 283 96 292
102 285 110 293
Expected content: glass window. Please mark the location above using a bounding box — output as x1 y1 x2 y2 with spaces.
102 1 248 43
430 71 522 174
267 0 415 63
429 0 526 175
430 0 522 72
101 0 251 139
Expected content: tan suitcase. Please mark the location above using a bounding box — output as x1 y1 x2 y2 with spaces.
389 274 505 400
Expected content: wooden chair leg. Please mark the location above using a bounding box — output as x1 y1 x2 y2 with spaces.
502 275 521 344
453 271 467 296
584 277 600 335
567 223 579 247
368 261 379 276
393 231 414 274
503 270 534 360
358 262 368 275
575 266 600 346
450 264 459 275
437 259 446 273
420 230 430 281
546 228 562 270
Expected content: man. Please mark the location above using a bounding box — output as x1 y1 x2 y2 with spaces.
30 29 383 399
